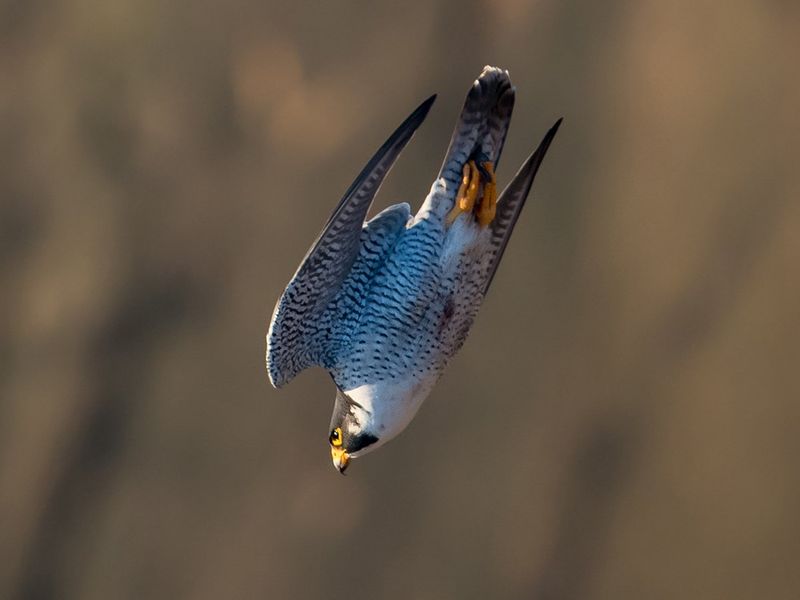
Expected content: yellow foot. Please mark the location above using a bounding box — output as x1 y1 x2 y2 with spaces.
447 160 481 224
476 161 497 227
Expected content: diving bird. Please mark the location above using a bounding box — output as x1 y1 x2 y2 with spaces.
267 66 560 473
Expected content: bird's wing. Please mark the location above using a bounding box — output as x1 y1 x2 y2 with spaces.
266 96 435 388
482 118 562 295
321 202 412 365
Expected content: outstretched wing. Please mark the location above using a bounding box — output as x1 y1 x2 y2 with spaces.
266 95 435 388
483 118 562 295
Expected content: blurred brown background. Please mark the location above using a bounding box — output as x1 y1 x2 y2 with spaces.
2 0 799 598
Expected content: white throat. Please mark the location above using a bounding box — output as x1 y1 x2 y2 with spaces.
344 375 437 456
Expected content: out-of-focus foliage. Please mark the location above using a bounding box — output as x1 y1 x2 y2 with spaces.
1 1 799 598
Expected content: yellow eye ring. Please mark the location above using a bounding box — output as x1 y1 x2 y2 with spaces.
330 427 343 447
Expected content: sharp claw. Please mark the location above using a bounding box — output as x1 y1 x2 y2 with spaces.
477 161 497 227
476 158 492 180
481 161 496 183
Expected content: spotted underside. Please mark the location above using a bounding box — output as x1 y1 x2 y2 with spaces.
267 66 561 394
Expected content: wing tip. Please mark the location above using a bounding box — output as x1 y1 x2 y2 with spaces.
410 93 437 127
538 117 563 155
550 116 564 135
520 117 563 175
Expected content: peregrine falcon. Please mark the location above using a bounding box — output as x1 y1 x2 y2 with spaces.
267 66 560 473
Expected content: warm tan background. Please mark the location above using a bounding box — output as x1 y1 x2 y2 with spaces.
2 1 799 598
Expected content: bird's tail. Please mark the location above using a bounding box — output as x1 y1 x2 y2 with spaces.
437 66 515 197
431 67 561 296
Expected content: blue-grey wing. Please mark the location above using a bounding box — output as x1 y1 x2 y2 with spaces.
322 202 412 364
483 118 562 295
266 97 433 388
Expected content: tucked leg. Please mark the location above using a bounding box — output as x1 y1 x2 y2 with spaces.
447 160 481 224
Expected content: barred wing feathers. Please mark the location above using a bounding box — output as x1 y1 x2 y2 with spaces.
266 96 435 388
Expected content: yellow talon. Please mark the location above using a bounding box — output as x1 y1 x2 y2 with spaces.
447 161 479 223
477 161 497 227
457 163 471 201
460 160 481 211
447 159 498 227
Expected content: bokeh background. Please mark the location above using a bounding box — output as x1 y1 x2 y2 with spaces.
2 0 799 598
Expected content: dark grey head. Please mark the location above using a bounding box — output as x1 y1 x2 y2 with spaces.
328 387 379 474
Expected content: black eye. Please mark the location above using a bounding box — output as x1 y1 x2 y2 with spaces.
330 427 343 446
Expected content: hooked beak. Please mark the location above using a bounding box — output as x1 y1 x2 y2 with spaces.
331 446 350 474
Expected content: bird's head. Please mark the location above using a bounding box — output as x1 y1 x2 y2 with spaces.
328 387 380 474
